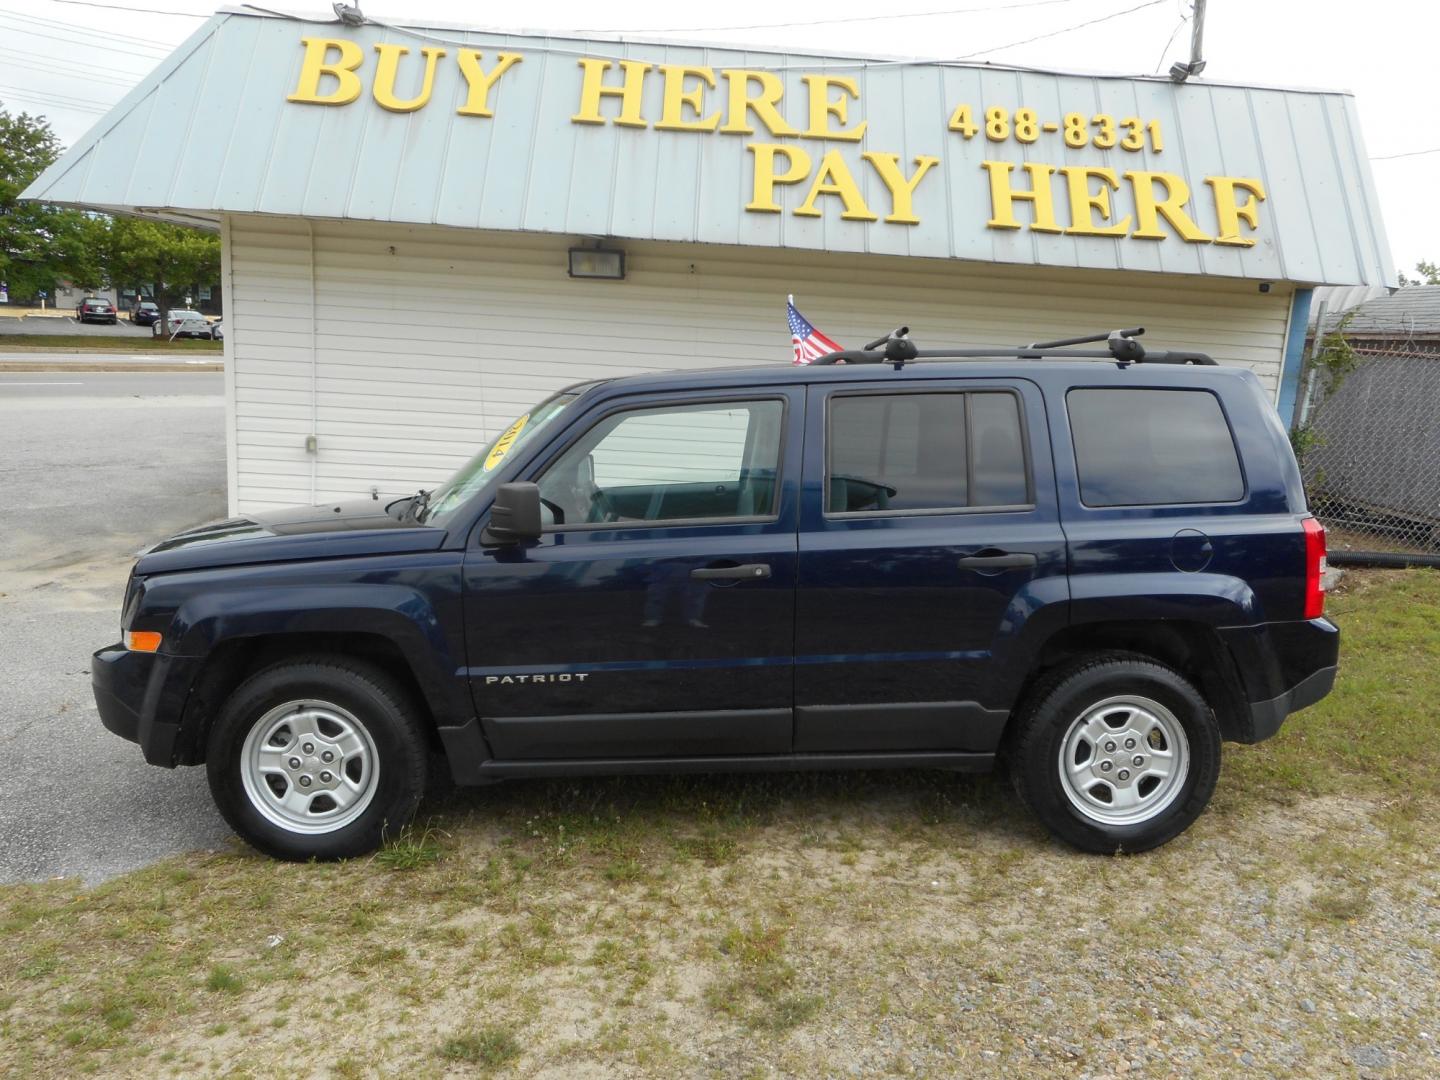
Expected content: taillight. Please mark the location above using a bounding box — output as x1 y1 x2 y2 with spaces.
1302 517 1327 619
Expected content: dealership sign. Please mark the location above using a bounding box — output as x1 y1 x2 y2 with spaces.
20 12 1393 287
288 38 1266 247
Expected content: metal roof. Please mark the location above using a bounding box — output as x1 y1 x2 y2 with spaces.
1309 283 1391 325
1326 285 1440 336
24 8 1396 287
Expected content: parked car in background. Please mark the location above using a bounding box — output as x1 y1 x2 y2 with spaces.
211 319 224 341
76 297 118 324
130 301 160 326
153 310 214 339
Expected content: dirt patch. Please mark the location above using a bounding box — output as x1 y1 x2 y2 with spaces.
3 573 1438 1077
1 778 1435 1079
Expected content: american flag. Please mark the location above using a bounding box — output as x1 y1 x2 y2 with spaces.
787 295 843 365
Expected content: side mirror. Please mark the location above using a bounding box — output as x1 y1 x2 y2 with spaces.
483 482 542 545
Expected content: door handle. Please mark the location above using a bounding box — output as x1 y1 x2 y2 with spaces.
957 552 1038 570
691 563 772 581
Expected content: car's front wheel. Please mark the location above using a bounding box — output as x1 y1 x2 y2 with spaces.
1007 654 1221 853
206 658 428 860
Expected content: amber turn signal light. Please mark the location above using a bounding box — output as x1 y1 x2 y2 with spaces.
124 630 162 653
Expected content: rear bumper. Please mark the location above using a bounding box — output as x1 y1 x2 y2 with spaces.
91 645 197 767
1220 617 1340 743
1248 664 1338 742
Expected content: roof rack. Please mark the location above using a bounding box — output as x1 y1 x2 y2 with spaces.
809 326 1217 370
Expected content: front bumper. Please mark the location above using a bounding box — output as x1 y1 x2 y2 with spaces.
91 645 198 767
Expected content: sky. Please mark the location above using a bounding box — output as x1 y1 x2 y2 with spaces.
2 0 1436 278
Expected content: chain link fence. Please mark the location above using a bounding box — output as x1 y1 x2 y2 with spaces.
1297 342 1440 554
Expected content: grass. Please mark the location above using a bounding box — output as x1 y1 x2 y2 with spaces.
1 569 1438 1077
1226 568 1440 802
0 333 222 352
371 825 445 871
439 1026 522 1069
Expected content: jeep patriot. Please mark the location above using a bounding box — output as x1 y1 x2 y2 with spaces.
92 327 1338 859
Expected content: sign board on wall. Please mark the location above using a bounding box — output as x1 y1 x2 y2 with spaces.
21 11 1395 287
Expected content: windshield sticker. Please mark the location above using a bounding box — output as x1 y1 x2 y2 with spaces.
484 414 530 471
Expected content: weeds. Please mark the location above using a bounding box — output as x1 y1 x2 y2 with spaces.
372 825 445 871
205 966 243 994
438 1025 522 1069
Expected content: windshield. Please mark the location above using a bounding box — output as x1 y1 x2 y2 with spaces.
421 391 580 524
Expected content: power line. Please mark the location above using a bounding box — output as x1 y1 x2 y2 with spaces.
0 52 142 86
955 0 1165 59
573 0 1087 36
1153 15 1187 74
1370 147 1440 161
0 44 155 79
360 2 1170 74
0 19 172 59
0 87 112 113
0 7 172 50
47 0 207 14
0 81 120 108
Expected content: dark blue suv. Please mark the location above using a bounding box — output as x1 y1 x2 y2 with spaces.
92 329 1337 860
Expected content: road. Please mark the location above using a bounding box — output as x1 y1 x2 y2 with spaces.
0 373 232 884
0 372 223 397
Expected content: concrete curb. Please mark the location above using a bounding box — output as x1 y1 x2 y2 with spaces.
0 361 223 373
0 346 221 354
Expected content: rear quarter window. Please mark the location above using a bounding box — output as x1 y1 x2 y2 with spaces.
1067 387 1244 507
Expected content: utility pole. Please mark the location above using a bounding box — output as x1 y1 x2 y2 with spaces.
1169 0 1208 82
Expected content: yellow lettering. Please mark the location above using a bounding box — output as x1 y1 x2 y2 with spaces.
571 58 651 128
287 37 364 106
1206 176 1267 247
721 69 799 137
796 151 877 221
746 143 812 213
802 74 866 142
455 50 522 117
371 44 445 113
1125 170 1212 243
655 65 720 132
862 152 938 225
1060 165 1131 237
982 161 1061 234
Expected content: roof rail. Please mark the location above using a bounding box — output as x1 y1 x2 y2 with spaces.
809 326 1218 369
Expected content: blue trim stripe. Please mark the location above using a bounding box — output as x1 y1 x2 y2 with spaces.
464 649 988 677
1276 288 1314 428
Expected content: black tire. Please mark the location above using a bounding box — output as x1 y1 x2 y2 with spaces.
206 657 428 861
1007 653 1221 854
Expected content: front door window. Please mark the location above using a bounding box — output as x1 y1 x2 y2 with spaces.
537 399 784 527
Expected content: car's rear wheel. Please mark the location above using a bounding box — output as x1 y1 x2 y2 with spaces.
206 658 427 860
1007 654 1220 853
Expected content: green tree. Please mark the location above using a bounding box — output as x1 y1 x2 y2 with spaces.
1397 260 1440 286
98 215 220 335
0 103 99 299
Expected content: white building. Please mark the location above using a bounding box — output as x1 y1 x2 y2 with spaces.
26 8 1394 515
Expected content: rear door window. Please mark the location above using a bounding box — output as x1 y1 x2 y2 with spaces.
826 390 1030 514
1067 387 1244 507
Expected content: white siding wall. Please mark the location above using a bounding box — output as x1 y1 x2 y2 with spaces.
225 214 1294 515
